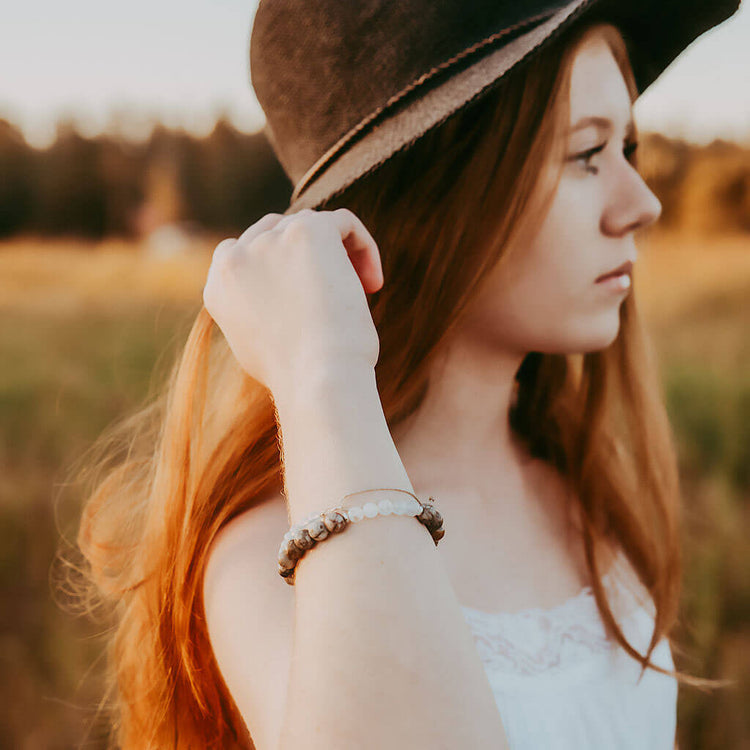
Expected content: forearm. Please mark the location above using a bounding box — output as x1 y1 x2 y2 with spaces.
273 366 509 750
274 363 413 526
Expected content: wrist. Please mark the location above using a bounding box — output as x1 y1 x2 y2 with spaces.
270 360 379 417
270 365 412 525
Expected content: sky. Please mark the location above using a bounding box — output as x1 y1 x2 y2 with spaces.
2 0 749 148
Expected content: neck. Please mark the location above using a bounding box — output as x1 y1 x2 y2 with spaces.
391 336 536 511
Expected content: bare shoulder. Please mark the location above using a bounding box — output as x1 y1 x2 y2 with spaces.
203 491 294 750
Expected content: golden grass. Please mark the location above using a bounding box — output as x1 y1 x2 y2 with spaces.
0 236 216 313
0 231 745 750
0 231 747 320
635 230 750 326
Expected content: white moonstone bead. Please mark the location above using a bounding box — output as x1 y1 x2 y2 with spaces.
393 497 410 515
377 498 394 515
363 502 380 518
347 505 364 522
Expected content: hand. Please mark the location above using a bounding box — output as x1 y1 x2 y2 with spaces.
203 208 384 395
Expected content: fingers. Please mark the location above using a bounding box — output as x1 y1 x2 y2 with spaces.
257 207 384 293
208 213 286 283
329 208 384 292
330 208 381 261
213 214 287 262
215 208 384 296
238 212 286 244
209 237 238 269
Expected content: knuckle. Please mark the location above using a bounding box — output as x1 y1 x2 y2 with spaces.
238 213 282 241
256 212 286 232
215 240 249 278
248 232 273 255
212 238 238 269
333 207 355 221
216 243 236 268
282 214 316 242
212 237 235 258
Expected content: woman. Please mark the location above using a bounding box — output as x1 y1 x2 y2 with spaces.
73 1 739 748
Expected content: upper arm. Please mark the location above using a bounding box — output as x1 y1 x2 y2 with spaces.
203 493 294 750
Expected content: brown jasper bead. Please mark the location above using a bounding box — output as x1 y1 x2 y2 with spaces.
426 511 442 531
279 566 295 578
278 549 296 571
284 541 303 561
292 527 315 550
322 511 347 533
433 527 445 542
307 517 329 541
417 506 435 525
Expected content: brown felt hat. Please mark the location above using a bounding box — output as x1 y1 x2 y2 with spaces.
249 0 741 214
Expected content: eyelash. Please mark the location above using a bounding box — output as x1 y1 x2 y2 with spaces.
572 141 639 174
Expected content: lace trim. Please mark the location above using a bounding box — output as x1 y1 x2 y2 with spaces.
460 552 648 677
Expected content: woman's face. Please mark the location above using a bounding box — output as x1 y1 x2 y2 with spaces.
462 33 662 356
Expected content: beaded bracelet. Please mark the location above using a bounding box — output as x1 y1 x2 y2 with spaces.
277 488 445 585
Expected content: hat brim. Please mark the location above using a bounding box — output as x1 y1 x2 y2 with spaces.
286 0 739 213
287 0 594 213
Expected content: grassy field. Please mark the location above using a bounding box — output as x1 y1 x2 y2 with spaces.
0 231 748 749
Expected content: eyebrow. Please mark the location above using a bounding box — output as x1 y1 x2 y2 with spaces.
567 115 635 138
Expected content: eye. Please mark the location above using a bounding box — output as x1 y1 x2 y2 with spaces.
568 140 640 175
569 144 605 174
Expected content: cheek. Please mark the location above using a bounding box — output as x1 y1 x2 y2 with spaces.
516 178 608 306
504 223 584 309
484 278 624 353
499 274 580 344
464 233 623 351
459 180 623 351
468 261 580 348
541 172 604 251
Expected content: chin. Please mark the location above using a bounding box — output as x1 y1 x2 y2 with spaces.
525 308 624 355
551 316 622 354
577 324 622 352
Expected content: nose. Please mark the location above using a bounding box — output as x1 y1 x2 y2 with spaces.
601 163 663 237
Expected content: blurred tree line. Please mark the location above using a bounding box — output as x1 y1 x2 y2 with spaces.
0 118 292 239
0 117 748 239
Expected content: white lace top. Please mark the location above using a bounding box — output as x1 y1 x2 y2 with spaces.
460 551 678 749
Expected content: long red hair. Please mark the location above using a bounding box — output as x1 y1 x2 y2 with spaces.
69 19 724 749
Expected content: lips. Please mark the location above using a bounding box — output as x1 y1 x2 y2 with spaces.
596 260 633 283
